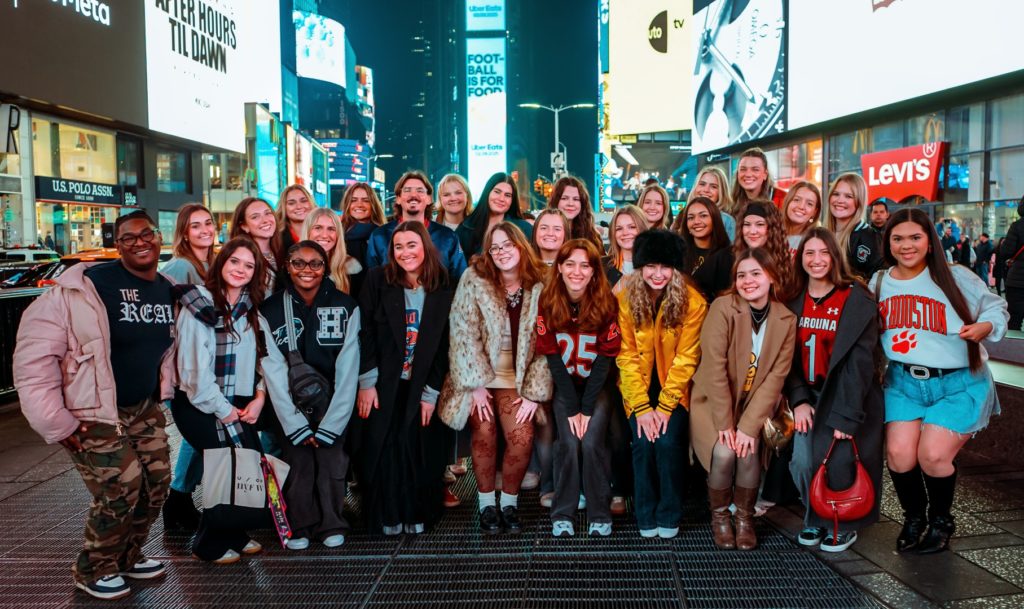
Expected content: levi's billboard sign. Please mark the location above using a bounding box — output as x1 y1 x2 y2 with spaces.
861 142 947 203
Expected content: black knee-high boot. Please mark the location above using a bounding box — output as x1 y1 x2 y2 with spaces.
917 468 957 554
888 466 927 552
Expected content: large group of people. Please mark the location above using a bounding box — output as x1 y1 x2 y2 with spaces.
13 147 1009 601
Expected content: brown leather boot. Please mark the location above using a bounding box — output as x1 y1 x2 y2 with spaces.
708 486 736 550
733 486 759 551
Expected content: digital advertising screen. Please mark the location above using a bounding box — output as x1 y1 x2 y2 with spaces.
788 0 1024 130
691 0 787 154
294 11 347 89
466 1 506 32
606 1 693 136
465 37 508 199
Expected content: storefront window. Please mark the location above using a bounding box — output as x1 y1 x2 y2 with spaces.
117 137 143 187
1 193 24 248
31 118 116 184
943 153 984 204
907 112 944 147
947 103 985 154
936 202 985 241
989 93 1024 150
871 120 904 154
36 202 119 254
156 149 191 193
828 129 871 176
990 147 1024 202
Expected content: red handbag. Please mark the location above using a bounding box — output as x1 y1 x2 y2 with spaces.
809 438 875 539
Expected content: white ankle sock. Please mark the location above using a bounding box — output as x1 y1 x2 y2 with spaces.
500 492 518 509
478 491 496 511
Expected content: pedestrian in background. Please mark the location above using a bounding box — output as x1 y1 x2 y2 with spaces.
15 211 176 599
1000 199 1024 329
974 233 995 287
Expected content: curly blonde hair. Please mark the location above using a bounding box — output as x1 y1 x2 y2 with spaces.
623 267 689 330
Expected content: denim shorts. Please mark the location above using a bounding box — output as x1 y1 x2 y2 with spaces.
884 363 1000 435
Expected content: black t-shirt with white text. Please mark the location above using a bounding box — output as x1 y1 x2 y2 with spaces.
85 261 175 407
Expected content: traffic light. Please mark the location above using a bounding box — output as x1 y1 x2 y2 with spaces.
534 178 544 194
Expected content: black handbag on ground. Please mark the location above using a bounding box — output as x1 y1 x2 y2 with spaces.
283 295 331 428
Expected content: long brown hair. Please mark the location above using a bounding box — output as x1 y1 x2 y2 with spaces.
677 196 730 271
341 183 386 229
276 184 315 237
734 199 793 298
470 221 546 297
883 208 982 371
782 180 822 236
730 147 776 209
540 240 618 333
547 176 603 250
172 203 216 281
204 237 266 338
383 221 448 292
729 247 783 303
607 204 649 271
792 227 864 295
637 183 673 229
230 197 281 267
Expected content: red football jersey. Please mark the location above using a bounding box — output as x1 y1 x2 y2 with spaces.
796 286 851 388
535 314 621 379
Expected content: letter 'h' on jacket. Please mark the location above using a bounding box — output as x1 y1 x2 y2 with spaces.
13 263 177 444
615 283 707 417
261 283 362 446
439 267 553 430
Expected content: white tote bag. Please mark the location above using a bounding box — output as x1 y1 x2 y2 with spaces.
202 446 290 510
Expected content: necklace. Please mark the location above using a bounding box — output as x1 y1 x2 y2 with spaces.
751 304 770 327
505 286 523 309
808 286 835 310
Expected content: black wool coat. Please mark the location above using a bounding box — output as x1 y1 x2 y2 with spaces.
784 282 884 531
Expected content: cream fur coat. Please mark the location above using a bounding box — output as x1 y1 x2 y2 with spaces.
438 267 552 430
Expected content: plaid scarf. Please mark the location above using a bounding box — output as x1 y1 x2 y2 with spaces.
177 285 252 403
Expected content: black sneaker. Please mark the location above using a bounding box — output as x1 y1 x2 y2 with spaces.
480 505 502 535
501 506 522 534
798 527 826 547
75 575 131 600
821 531 858 553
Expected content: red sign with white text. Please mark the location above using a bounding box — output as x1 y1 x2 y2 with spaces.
861 142 947 203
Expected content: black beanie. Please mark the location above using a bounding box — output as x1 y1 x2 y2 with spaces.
743 202 769 219
633 229 686 272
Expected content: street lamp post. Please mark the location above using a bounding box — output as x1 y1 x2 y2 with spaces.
519 102 595 181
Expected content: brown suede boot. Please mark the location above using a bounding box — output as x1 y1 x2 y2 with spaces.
708 486 736 550
733 486 759 551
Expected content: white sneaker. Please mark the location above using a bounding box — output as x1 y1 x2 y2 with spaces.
211 549 240 564
241 539 263 555
120 558 165 580
382 524 403 536
639 528 658 538
75 575 130 600
658 526 679 539
521 471 540 490
577 494 587 510
588 522 612 537
403 523 425 534
323 534 345 548
820 531 858 553
286 537 310 551
539 492 554 508
552 521 575 537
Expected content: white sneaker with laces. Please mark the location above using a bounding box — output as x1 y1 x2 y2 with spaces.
820 531 858 553
211 549 240 565
588 522 612 537
552 521 575 537
75 575 130 600
286 537 310 551
120 558 165 580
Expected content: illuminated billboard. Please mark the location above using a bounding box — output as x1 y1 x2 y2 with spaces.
788 0 1024 129
466 1 505 32
465 37 508 198
606 1 693 135
294 11 347 89
690 0 786 154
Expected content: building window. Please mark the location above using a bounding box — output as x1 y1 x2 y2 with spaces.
32 118 117 184
156 149 191 193
117 137 143 188
989 93 1024 150
946 103 985 154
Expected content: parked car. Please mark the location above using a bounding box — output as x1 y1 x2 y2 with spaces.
0 249 59 263
0 247 173 290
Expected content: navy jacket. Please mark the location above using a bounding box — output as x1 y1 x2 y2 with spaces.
365 220 467 279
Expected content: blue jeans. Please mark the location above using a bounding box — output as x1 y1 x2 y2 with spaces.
629 409 688 530
170 438 203 493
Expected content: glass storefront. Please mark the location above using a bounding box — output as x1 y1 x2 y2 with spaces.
36 202 119 254
32 118 117 184
0 116 23 248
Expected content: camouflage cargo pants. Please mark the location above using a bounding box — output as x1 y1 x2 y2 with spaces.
66 397 171 584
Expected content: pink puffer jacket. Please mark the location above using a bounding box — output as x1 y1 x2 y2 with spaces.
13 263 176 444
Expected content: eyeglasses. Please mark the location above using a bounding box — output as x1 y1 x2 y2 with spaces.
401 187 428 195
488 241 517 256
288 259 326 271
116 229 160 247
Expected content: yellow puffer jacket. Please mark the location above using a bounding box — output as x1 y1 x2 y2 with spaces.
616 281 707 417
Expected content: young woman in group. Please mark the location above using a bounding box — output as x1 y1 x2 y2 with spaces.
230 197 281 295
536 240 621 536
261 240 361 550
356 222 454 535
690 248 797 551
731 148 787 211
826 172 883 279
617 230 707 539
680 166 736 240
456 173 533 257
436 174 473 231
172 237 272 563
161 204 218 532
532 208 571 267
734 200 794 300
782 181 822 255
603 204 648 290
547 176 603 251
302 208 363 296
679 196 733 303
277 184 315 257
637 183 672 231
340 182 386 270
440 222 552 535
784 228 883 553
875 208 1007 554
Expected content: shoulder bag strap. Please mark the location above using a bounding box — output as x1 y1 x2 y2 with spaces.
1009 243 1024 266
283 294 299 354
